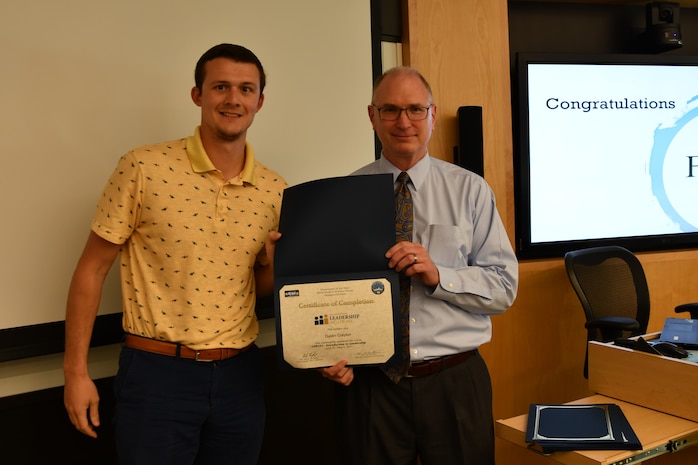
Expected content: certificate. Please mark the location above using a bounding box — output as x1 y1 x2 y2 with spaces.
273 174 401 370
278 279 395 368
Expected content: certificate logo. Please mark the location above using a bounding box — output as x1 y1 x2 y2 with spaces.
313 313 360 325
284 289 300 297
371 281 385 295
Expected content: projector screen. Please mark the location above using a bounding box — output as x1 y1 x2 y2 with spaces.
0 0 374 358
515 53 698 259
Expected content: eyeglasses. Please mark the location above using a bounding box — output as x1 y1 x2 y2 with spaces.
372 105 433 121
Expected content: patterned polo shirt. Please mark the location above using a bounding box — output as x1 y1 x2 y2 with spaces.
92 127 287 349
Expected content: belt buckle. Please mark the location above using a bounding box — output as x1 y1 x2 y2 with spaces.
194 350 215 362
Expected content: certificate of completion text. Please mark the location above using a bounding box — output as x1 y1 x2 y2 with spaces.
278 278 395 369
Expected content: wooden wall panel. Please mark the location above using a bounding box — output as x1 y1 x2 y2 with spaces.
404 0 515 239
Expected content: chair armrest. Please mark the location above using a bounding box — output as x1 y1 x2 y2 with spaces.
585 317 640 332
675 302 698 319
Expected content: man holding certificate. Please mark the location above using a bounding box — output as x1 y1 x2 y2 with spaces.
320 67 519 465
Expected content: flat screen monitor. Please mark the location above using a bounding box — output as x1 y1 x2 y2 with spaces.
514 53 698 259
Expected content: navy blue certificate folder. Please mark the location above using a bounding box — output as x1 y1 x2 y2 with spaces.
525 404 642 453
273 174 401 371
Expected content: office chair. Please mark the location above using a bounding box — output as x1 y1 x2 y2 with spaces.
564 246 650 378
675 302 698 319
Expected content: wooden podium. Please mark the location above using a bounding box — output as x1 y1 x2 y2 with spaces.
496 334 698 464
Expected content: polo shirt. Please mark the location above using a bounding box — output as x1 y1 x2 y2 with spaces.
92 127 286 349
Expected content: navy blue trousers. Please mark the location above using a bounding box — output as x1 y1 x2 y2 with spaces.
334 351 494 465
113 344 265 465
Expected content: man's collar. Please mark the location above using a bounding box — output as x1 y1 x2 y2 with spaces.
185 126 257 185
379 153 430 191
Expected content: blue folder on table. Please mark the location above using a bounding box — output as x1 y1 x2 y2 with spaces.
525 403 642 453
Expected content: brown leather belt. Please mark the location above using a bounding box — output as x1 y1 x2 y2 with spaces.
407 350 477 377
124 334 251 362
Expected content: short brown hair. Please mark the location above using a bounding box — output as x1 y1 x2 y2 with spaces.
194 44 266 93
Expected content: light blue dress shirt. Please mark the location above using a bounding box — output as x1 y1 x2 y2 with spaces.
353 154 519 361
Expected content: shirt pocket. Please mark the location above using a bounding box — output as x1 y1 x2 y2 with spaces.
423 224 470 269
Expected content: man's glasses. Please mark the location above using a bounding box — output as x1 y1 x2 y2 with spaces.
372 105 432 121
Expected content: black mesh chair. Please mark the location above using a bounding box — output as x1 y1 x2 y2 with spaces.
675 302 698 319
564 246 650 378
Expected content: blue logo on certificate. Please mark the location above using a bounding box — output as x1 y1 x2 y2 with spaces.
371 281 385 295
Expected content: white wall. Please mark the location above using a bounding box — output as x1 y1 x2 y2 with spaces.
0 0 374 331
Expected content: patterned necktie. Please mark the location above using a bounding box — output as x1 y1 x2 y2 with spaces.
382 172 413 383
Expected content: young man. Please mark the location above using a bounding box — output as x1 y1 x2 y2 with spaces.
63 44 286 465
321 67 519 465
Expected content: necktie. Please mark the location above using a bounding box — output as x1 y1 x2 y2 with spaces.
382 172 413 383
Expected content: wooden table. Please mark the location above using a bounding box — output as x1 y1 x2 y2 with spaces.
496 394 698 465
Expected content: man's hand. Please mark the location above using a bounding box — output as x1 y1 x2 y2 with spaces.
64 374 100 438
385 241 439 287
255 231 282 296
319 360 354 386
262 231 282 266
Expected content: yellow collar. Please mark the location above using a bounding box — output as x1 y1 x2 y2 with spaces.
185 126 257 185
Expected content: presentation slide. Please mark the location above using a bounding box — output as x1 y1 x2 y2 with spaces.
526 62 698 244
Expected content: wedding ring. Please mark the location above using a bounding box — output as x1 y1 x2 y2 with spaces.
413 255 418 264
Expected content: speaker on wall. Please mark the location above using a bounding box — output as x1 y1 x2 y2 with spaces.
455 105 484 177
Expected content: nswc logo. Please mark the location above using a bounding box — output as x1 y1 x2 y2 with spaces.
284 290 300 297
